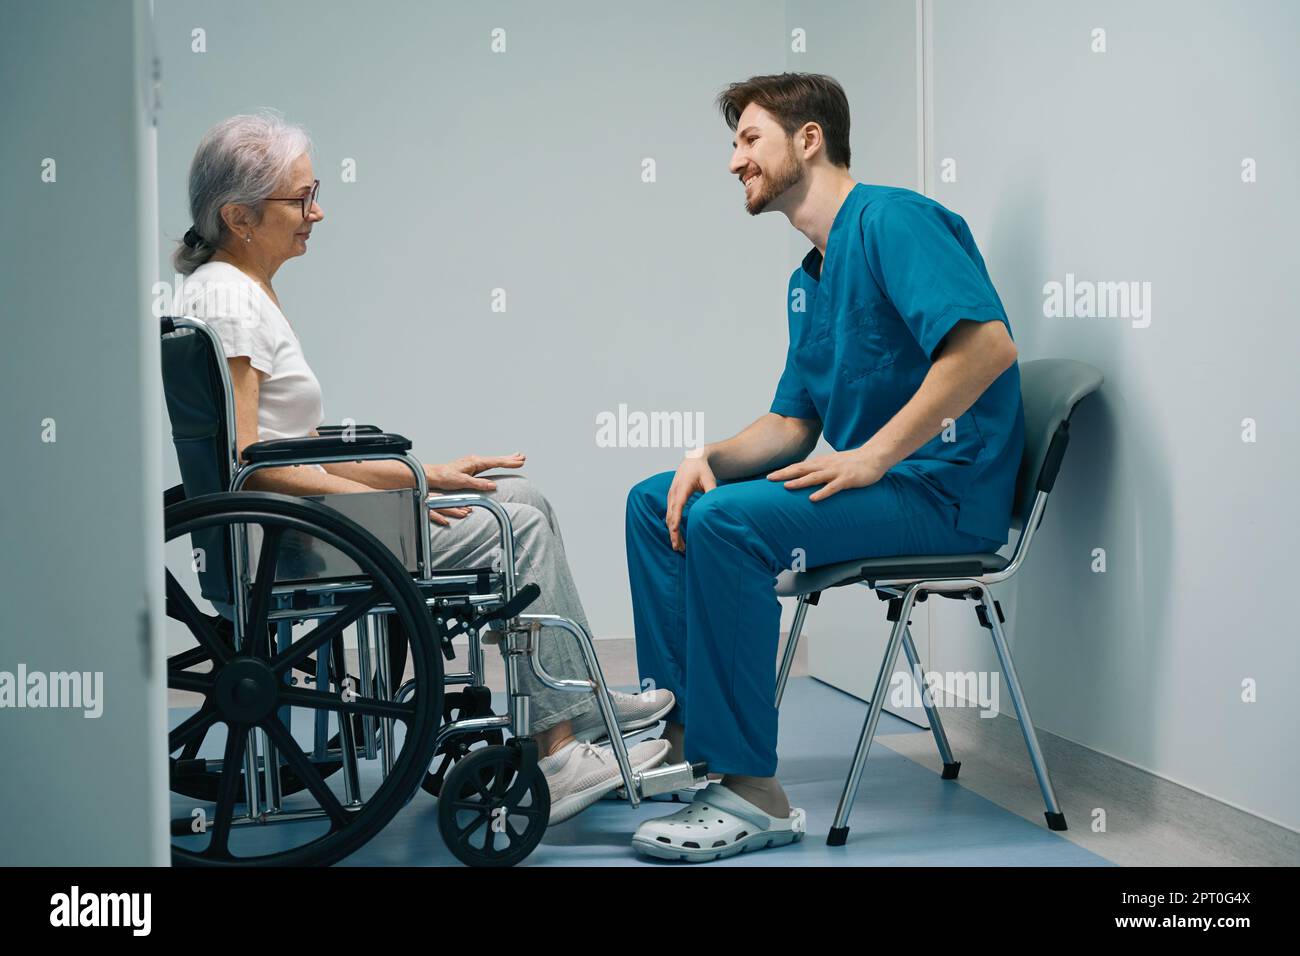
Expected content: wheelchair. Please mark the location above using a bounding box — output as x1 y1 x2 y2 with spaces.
160 315 706 866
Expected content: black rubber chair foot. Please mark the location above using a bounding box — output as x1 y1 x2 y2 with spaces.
941 761 961 780
826 826 849 847
1045 811 1068 831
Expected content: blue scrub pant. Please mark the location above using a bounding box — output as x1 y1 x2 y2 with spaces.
625 468 1001 777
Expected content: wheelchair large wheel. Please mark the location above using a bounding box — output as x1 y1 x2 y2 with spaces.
166 492 444 866
437 741 549 867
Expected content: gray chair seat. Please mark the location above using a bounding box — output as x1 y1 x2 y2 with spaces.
775 551 1009 597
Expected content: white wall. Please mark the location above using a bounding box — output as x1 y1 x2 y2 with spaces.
809 0 1299 833
923 0 1300 832
153 0 793 649
0 0 167 865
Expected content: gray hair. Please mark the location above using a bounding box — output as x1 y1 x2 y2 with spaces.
173 110 313 275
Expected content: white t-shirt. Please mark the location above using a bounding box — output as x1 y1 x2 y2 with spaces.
181 260 325 444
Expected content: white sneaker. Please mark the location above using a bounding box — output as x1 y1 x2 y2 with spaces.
539 738 671 825
570 689 676 743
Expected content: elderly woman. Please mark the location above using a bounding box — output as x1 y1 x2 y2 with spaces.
174 111 671 825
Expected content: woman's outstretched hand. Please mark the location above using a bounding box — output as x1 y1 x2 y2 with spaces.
425 453 526 525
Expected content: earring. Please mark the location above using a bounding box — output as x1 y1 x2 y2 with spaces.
244 234 252 243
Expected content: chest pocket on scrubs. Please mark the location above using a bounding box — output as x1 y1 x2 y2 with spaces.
836 301 897 381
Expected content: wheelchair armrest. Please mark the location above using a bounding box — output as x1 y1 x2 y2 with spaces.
317 423 383 436
242 432 412 465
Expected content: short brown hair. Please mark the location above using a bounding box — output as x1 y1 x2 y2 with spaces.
716 72 851 168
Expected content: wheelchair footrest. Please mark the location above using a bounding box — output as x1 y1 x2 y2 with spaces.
636 760 709 798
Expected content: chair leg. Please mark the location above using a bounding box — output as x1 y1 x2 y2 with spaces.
468 624 486 687
335 630 362 806
356 613 378 760
828 584 922 846
978 588 1068 831
775 595 809 708
374 614 396 779
243 729 262 815
901 624 960 779
313 631 331 757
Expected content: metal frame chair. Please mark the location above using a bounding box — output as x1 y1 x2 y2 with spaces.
771 358 1104 847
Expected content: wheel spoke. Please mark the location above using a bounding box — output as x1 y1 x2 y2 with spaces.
205 724 248 858
279 685 417 724
166 571 231 666
243 527 283 655
261 716 352 828
169 706 217 754
168 645 210 672
169 670 216 694
270 589 378 676
488 763 510 800
473 777 493 804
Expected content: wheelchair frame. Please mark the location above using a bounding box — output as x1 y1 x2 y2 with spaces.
162 315 703 865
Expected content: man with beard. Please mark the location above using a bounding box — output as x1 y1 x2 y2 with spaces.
625 73 1025 862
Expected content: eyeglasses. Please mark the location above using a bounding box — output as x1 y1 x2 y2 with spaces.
265 179 320 220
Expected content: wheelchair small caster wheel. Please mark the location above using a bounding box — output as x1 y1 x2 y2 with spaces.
437 742 549 867
421 687 504 797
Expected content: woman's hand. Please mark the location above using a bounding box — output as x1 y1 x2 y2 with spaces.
428 506 472 527
425 453 526 525
425 453 525 492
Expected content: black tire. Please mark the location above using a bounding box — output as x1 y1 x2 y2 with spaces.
166 492 443 866
437 743 549 867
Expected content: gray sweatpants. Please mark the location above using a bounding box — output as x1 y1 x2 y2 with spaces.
425 474 597 732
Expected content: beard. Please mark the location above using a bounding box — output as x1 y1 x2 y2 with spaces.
745 141 805 215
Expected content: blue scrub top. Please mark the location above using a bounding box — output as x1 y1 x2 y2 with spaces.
770 184 1024 545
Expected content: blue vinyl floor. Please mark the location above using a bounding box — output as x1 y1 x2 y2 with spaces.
170 676 1110 866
